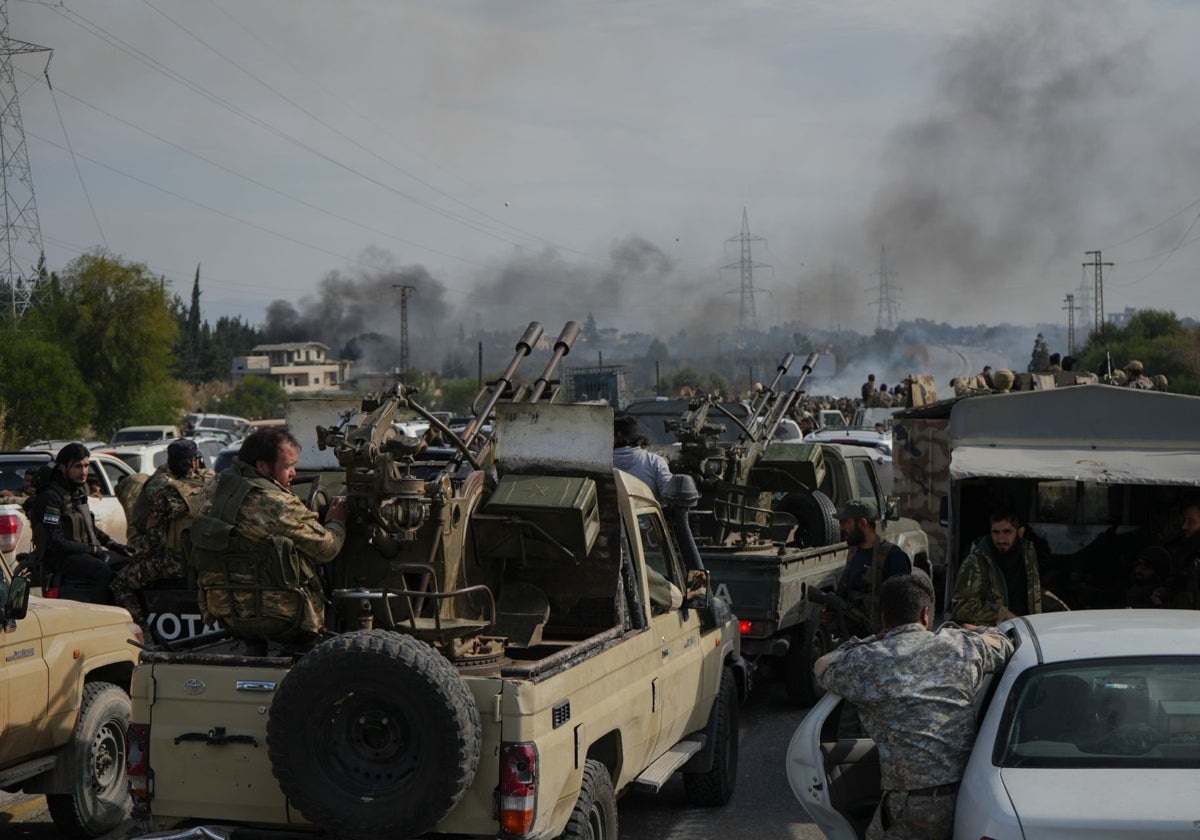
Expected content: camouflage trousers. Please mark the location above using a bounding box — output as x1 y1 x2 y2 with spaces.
866 789 956 840
197 570 324 643
110 551 186 624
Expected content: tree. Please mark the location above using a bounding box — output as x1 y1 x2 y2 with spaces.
35 251 181 432
0 327 94 446
220 376 287 420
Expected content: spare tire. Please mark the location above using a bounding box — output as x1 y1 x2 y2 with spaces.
779 491 841 548
267 629 481 839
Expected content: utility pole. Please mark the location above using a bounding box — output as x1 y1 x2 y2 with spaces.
1062 293 1078 355
722 208 769 349
1083 250 1113 339
870 246 901 330
392 284 415 381
828 264 841 333
0 2 50 318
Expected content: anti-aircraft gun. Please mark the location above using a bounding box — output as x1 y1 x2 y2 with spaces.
667 351 823 547
311 320 582 664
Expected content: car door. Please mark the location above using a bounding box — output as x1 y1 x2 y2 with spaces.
785 694 876 840
0 597 50 762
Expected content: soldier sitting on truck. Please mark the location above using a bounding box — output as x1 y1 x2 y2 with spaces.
613 415 673 498
951 507 1043 625
836 499 911 631
192 428 348 653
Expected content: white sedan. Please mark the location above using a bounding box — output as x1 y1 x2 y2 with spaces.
786 610 1200 839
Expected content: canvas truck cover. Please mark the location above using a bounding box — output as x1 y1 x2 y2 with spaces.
946 385 1200 486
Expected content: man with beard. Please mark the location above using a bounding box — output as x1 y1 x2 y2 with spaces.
952 507 1043 624
837 499 911 632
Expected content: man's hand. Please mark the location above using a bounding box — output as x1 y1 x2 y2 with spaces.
327 496 349 525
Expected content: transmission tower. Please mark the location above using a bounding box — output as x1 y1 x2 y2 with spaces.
722 208 769 349
0 3 49 318
1083 250 1113 339
393 284 415 381
870 246 901 330
1062 293 1078 354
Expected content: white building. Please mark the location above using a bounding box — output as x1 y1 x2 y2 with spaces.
231 341 352 393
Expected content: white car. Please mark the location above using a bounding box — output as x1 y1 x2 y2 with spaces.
786 610 1200 839
97 442 172 476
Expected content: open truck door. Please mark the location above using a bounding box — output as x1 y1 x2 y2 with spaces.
786 694 880 840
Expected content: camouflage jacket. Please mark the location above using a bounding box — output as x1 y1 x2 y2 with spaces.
126 466 173 545
130 467 215 561
816 623 1013 790
951 537 1042 625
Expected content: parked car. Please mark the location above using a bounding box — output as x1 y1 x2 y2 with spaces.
98 442 172 476
787 610 1200 840
190 436 227 468
181 413 249 436
23 439 107 452
109 425 180 445
0 450 134 543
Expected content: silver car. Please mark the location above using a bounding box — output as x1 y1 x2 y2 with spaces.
787 610 1200 839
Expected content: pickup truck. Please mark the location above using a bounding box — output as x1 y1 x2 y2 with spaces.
0 534 142 837
126 326 745 840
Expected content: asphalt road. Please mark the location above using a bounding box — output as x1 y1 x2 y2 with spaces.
0 679 827 840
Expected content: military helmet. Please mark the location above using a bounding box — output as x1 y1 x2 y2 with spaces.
1153 374 1169 391
1109 369 1128 385
992 369 1015 391
1125 359 1145 374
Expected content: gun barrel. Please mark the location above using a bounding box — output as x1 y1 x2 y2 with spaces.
745 352 796 435
761 351 820 441
527 321 581 403
463 321 544 449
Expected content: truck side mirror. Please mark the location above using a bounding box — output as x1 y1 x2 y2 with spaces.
1 574 30 624
685 569 710 609
884 495 901 520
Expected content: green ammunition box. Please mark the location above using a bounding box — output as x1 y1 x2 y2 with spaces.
748 442 826 492
483 474 600 558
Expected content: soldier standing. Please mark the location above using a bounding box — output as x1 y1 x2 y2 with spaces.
836 499 911 631
861 374 877 403
110 439 214 627
816 573 1013 839
951 508 1042 624
193 428 348 651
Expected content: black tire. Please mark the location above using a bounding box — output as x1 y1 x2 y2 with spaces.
266 629 481 839
45 682 131 838
780 491 841 548
556 759 618 840
684 666 739 805
784 609 833 707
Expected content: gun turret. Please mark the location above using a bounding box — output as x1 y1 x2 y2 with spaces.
759 352 819 443
519 321 581 404
744 352 795 436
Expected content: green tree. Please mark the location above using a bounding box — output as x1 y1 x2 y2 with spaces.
0 327 94 446
220 375 287 420
36 251 181 432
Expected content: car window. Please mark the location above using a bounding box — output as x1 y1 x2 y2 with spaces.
97 459 129 487
995 656 1200 768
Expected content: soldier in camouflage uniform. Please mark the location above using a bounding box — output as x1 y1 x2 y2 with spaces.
110 439 214 626
816 573 1013 839
193 427 347 648
1124 360 1154 390
951 508 1042 624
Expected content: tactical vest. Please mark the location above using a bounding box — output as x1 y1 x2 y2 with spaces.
189 469 320 641
34 483 93 569
164 475 211 552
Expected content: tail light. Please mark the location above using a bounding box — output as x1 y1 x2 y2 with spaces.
127 722 152 806
738 619 767 637
0 512 22 554
498 742 538 836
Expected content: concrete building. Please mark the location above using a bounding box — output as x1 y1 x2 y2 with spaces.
231 341 352 393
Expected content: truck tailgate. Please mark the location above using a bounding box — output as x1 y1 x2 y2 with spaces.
140 659 297 827
703 545 844 630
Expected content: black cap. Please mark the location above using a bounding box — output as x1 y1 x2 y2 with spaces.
168 438 200 459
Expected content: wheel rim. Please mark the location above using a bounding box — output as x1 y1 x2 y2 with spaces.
585 800 610 840
318 689 421 797
91 718 126 796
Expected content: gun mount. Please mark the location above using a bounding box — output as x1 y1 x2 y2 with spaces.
311 321 583 662
665 352 820 547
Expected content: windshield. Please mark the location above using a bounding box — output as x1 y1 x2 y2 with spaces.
111 430 167 444
995 657 1200 768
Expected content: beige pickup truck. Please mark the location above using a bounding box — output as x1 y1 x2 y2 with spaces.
0 546 141 837
127 393 744 840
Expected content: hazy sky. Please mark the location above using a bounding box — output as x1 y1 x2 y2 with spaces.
10 0 1200 342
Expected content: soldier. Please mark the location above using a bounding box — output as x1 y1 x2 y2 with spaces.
193 428 348 651
951 507 1043 624
861 373 877 403
1125 360 1153 390
816 573 1013 840
110 439 214 627
1153 373 1170 392
836 499 911 631
30 443 132 603
991 369 1015 392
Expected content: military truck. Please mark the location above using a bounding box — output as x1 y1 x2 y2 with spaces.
126 322 744 840
893 383 1200 612
628 354 928 706
0 545 141 837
